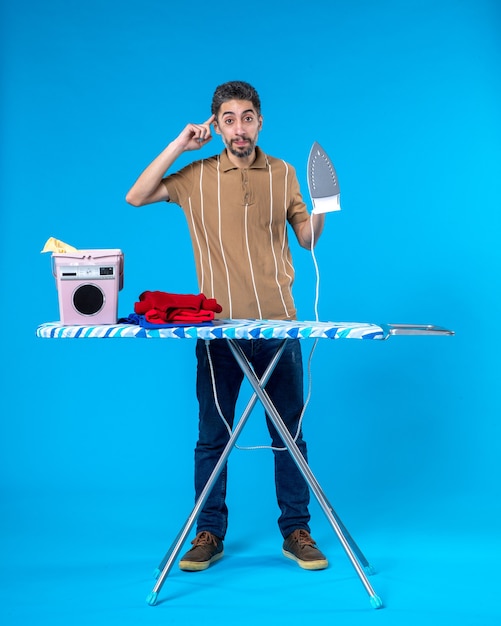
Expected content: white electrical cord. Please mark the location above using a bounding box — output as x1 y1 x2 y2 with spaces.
310 211 321 322
205 212 321 452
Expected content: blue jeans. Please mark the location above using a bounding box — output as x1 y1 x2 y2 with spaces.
194 338 311 539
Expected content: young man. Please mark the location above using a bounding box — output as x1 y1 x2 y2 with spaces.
126 81 328 571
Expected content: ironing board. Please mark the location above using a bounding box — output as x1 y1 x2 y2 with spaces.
36 319 453 609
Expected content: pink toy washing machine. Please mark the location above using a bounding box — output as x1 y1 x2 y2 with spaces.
52 249 124 325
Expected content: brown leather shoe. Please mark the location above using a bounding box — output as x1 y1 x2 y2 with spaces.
179 531 224 571
282 529 328 570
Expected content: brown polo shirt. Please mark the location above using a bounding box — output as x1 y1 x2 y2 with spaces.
162 147 309 320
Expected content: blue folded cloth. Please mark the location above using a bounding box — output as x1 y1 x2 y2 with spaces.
119 313 213 329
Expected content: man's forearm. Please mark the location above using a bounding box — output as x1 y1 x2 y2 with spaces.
125 140 185 206
126 116 215 207
295 213 326 249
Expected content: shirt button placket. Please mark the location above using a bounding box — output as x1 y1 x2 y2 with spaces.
242 169 250 204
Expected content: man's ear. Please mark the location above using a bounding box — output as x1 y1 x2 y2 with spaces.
258 115 263 131
213 116 221 135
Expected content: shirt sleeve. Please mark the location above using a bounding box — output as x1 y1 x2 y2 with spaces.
161 162 195 206
286 165 310 226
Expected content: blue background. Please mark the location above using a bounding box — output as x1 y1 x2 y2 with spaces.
1 0 500 624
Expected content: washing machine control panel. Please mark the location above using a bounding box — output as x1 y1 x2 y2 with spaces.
58 265 117 280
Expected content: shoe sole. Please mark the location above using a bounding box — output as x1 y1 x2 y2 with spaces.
282 548 328 571
179 550 224 572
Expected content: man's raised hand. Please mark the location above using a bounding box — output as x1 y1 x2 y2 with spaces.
179 115 215 151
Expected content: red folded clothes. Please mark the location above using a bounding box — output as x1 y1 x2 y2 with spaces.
134 290 223 324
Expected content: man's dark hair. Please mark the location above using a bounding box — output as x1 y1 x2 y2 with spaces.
211 81 261 117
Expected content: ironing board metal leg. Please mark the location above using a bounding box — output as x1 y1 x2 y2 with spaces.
147 340 288 605
227 339 383 609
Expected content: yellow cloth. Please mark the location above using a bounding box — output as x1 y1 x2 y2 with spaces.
41 237 78 254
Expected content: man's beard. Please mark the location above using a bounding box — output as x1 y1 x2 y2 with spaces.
226 138 255 158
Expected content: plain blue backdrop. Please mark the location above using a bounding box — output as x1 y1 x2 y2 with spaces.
1 0 500 624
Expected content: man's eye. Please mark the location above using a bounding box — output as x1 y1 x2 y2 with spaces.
225 119 234 124
245 117 254 122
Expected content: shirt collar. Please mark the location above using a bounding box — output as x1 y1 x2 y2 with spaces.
219 146 268 172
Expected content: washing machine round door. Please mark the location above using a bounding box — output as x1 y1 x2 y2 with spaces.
73 283 105 316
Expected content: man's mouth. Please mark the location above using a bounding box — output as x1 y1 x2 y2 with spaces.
227 137 254 158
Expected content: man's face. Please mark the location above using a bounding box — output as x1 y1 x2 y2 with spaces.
213 99 263 159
